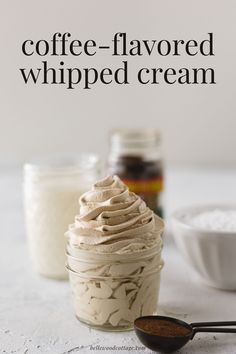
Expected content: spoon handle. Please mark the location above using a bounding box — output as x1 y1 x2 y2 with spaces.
192 327 236 338
191 321 236 328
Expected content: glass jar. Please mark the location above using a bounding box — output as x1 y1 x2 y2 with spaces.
66 242 164 331
107 130 164 217
23 154 101 279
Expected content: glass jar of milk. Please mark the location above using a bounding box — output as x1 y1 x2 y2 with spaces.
24 155 101 279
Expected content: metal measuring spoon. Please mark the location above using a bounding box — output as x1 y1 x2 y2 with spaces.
134 315 236 353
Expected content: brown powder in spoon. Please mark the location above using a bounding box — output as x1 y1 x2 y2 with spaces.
135 319 192 337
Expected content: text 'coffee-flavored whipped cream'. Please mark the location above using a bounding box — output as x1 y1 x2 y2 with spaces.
66 175 164 330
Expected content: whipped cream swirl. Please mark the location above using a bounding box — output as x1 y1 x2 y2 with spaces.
66 175 164 254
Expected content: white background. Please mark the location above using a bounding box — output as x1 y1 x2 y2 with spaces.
1 0 236 167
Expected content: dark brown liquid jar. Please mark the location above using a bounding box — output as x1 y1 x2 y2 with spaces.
107 130 164 217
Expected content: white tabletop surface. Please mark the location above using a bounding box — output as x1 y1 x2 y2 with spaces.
1 166 236 354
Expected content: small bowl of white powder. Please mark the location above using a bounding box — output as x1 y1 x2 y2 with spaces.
172 205 236 290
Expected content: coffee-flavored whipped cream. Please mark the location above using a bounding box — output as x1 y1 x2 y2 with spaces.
66 175 164 330
67 175 163 253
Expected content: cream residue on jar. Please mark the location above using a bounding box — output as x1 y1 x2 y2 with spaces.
66 175 163 254
66 175 164 329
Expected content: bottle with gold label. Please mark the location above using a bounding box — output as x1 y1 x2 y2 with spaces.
107 129 164 217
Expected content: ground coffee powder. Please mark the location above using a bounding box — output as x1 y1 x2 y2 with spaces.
135 318 191 337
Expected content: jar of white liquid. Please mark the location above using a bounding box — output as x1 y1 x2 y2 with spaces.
24 155 101 279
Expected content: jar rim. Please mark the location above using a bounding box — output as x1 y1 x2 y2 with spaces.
66 261 164 280
24 153 101 176
110 129 161 144
108 129 162 160
66 240 163 263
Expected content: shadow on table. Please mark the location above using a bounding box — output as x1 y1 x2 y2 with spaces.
177 334 236 354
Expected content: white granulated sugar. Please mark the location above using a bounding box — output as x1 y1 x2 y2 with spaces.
188 209 236 232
